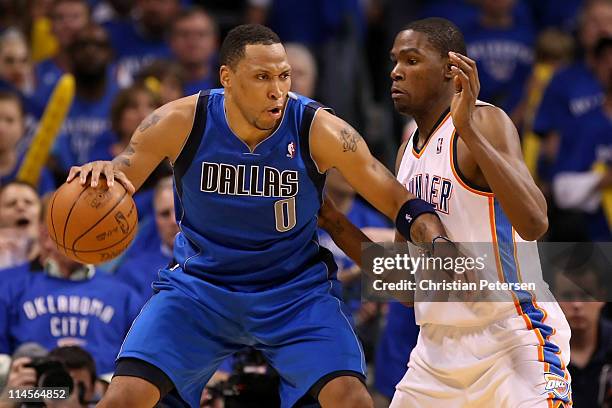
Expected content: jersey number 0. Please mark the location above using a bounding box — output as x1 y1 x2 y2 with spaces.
274 197 297 232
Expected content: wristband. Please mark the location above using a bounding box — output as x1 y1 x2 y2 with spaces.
395 198 438 242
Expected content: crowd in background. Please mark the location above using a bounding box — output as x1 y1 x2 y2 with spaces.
0 0 610 407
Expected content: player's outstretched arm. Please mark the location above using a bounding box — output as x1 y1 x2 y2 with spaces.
310 109 446 247
66 94 199 194
448 52 548 240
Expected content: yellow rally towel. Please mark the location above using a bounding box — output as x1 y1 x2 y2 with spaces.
17 74 75 187
593 162 612 230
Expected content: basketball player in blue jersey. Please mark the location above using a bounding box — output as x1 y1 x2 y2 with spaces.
320 18 572 408
66 24 449 408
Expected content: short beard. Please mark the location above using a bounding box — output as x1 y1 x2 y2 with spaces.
73 68 106 88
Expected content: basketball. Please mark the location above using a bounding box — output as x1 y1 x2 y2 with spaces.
46 176 138 264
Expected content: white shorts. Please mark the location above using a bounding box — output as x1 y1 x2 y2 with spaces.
390 302 572 408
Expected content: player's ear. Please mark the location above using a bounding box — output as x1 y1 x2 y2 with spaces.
444 61 454 80
219 65 231 88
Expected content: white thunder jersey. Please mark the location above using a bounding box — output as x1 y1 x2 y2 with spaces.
394 103 572 408
397 102 553 327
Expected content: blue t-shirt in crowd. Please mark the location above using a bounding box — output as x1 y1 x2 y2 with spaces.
114 243 172 302
529 0 582 32
534 62 604 136
34 58 65 105
534 62 604 181
103 20 171 86
463 18 535 113
0 269 140 374
556 107 612 241
52 77 119 171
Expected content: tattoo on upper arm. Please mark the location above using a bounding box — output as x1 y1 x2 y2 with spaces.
137 112 162 132
339 127 360 152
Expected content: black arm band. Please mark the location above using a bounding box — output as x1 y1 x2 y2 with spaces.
395 199 438 242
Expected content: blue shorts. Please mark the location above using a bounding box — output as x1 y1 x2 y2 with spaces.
117 266 366 408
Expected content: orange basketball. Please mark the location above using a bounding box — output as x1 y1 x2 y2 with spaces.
46 176 138 264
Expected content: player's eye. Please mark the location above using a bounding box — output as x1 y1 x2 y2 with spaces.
256 74 268 80
408 59 418 65
280 72 290 79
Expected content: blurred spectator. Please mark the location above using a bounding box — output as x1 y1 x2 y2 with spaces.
0 196 141 376
50 23 119 176
34 0 90 105
462 0 535 115
373 303 419 408
247 0 375 140
135 60 186 104
516 28 574 150
90 84 168 222
0 182 41 270
92 0 135 25
529 0 583 33
0 91 55 194
554 256 611 408
417 0 479 31
552 37 612 242
0 357 37 408
285 43 317 98
248 0 365 48
0 29 34 96
47 345 98 407
90 84 160 162
114 177 177 301
104 0 180 87
170 7 219 95
533 0 612 183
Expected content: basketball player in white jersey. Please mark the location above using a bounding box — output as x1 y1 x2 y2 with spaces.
319 17 572 407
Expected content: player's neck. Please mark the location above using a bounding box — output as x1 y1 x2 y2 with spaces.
224 95 277 149
412 96 452 146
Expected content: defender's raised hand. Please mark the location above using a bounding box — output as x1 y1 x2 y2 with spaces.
449 52 481 132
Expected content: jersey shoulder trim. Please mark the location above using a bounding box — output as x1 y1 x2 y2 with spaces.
299 101 329 204
449 129 494 196
173 90 211 198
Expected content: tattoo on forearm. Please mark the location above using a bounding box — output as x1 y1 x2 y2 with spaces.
138 112 162 132
112 142 138 168
340 127 360 152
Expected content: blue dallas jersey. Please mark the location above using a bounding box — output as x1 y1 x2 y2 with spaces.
0 270 140 375
171 89 330 292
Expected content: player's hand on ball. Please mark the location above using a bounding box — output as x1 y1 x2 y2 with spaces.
448 52 480 132
66 161 135 195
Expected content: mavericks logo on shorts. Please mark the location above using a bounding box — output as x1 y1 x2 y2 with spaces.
543 373 571 399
